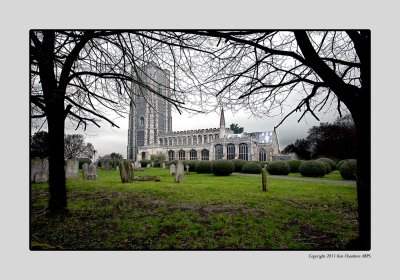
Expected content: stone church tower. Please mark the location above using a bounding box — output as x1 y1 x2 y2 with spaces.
127 62 172 161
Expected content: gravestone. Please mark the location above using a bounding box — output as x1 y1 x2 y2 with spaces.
175 162 184 183
119 160 134 183
102 161 111 171
161 162 166 169
34 158 49 183
65 158 79 180
131 163 135 170
151 162 154 167
170 164 176 176
116 165 119 171
135 162 141 168
82 163 89 180
31 157 42 182
185 165 189 174
87 163 98 180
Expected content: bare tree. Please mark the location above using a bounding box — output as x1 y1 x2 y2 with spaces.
162 30 370 249
64 134 94 159
30 31 186 212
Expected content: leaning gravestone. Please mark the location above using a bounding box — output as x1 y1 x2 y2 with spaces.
34 158 49 183
31 157 42 182
65 158 79 180
119 160 134 183
87 163 98 180
161 162 166 169
170 164 176 175
175 162 184 183
82 163 89 180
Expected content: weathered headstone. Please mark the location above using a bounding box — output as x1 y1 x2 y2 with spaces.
82 163 89 180
161 162 166 169
146 163 150 168
151 162 154 167
31 157 42 182
135 162 141 169
119 160 134 183
87 163 98 180
175 162 184 183
116 165 119 171
34 158 49 183
170 164 176 175
65 158 79 180
185 165 189 174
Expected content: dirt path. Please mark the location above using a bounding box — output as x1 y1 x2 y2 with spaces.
231 172 356 186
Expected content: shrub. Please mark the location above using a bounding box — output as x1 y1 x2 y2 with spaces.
337 159 346 170
319 160 332 174
169 160 178 166
211 160 235 176
287 160 302 173
183 160 198 172
195 161 212 173
139 159 152 167
340 159 357 180
150 153 166 167
231 159 247 172
299 160 326 177
316 158 337 171
242 162 262 174
267 161 290 175
253 161 268 169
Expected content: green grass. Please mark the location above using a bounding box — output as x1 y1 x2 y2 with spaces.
287 170 355 181
31 168 358 250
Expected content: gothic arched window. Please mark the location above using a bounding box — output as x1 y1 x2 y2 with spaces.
239 143 248 160
259 148 267 162
201 149 209 161
190 149 197 160
168 150 175 161
215 144 223 160
227 143 235 160
178 150 186 160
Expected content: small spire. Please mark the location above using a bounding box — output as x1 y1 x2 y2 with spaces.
220 107 225 128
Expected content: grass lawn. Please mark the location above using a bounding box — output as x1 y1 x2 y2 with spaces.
287 170 355 181
31 168 358 250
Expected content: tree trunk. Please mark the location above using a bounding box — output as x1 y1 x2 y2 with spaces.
47 94 67 212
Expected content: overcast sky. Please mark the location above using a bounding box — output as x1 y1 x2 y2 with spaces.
64 105 340 159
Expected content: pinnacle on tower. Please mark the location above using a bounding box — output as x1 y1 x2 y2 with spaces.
220 107 225 128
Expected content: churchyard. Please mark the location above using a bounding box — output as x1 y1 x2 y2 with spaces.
31 164 357 250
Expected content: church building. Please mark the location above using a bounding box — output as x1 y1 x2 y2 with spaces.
127 62 280 162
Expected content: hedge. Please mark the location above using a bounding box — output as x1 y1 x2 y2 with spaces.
267 161 290 175
287 160 302 173
195 161 212 173
231 159 247 172
299 160 326 177
340 159 357 180
211 160 235 176
242 162 262 174
183 160 199 172
316 158 337 171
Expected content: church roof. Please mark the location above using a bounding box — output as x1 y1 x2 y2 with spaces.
226 131 275 143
